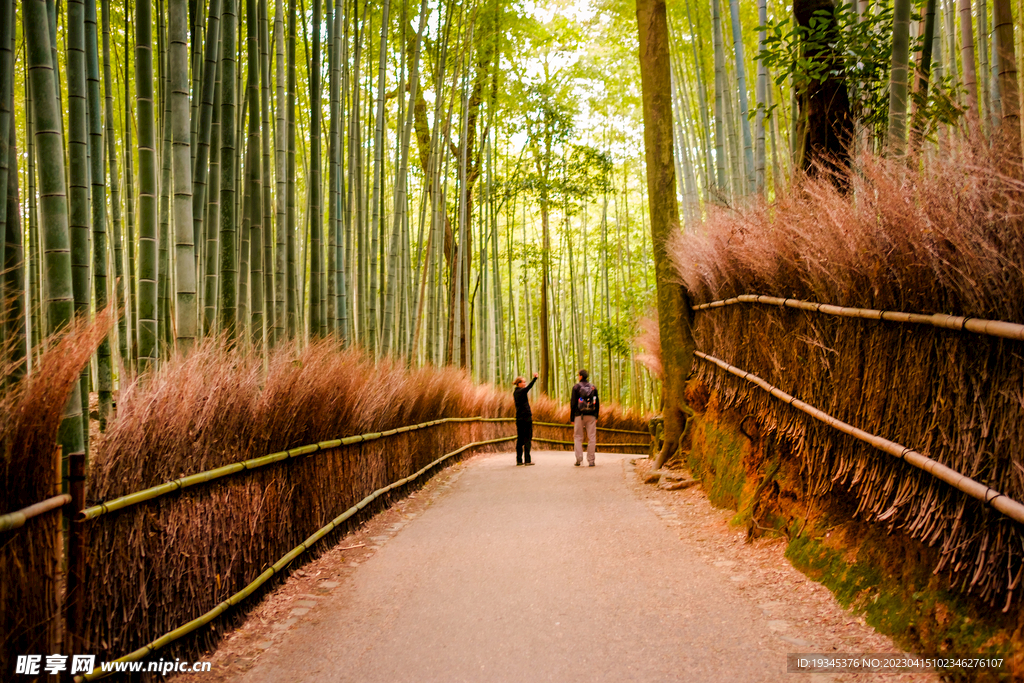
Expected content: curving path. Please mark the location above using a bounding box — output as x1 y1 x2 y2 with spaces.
226 450 931 683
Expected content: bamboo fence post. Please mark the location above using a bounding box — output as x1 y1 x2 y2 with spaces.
52 445 62 655
64 450 87 654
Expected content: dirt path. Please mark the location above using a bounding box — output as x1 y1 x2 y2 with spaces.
175 451 936 683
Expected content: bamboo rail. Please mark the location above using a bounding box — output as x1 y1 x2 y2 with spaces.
694 350 1024 526
79 417 516 521
532 437 649 449
693 294 1024 342
76 434 517 682
0 494 71 532
533 421 649 435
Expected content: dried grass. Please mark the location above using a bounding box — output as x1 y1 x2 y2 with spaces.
633 313 663 380
670 142 1024 607
78 340 648 666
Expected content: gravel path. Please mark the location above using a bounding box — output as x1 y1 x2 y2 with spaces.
177 451 936 683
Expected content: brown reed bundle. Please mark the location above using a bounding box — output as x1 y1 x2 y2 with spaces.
1 309 112 675
671 143 1024 608
79 341 646 670
633 313 663 379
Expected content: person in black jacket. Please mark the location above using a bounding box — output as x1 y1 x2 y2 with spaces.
513 372 539 466
570 369 600 466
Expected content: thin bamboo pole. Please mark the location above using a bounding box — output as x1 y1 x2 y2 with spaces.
0 494 71 531
692 293 1024 341
694 350 1024 526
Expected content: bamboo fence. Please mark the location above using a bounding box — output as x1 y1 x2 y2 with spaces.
79 417 514 521
75 434 519 681
2 338 651 674
690 299 1024 607
74 409 649 669
694 294 1024 342
694 350 1024 525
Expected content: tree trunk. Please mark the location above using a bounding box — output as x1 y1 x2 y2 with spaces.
205 58 222 334
273 0 285 343
636 0 696 470
218 0 238 338
101 0 128 373
887 0 912 154
125 6 138 367
793 0 852 180
245 0 263 350
171 0 197 351
538 188 551 393
24 0 86 471
193 0 222 336
85 0 112 424
958 0 981 133
755 0 768 193
382 0 428 356
910 0 938 151
366 0 390 353
728 0 754 195
711 0 726 199
1 0 26 380
308 0 323 338
285 0 297 338
326 0 340 339
992 0 1020 161
68 0 92 443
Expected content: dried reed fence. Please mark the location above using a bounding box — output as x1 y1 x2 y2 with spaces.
671 146 1024 609
59 339 649 670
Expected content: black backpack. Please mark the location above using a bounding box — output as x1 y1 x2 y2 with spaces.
577 383 598 416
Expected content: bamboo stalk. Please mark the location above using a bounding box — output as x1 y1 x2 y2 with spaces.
78 416 517 520
694 350 1024 526
0 494 71 531
693 293 1024 342
76 434 518 682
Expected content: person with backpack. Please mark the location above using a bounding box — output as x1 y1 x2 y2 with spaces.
570 369 600 467
512 372 539 466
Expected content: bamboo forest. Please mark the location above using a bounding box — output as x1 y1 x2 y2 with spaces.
3 0 1020 433
4 0 1024 675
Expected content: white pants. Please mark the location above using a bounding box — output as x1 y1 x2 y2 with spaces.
574 415 597 465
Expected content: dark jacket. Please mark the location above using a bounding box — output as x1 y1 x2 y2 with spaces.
570 381 600 421
513 376 537 421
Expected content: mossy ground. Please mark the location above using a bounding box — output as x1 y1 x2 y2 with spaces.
683 388 1023 681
